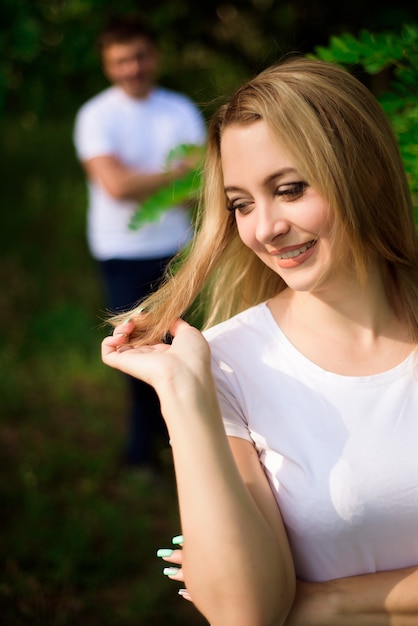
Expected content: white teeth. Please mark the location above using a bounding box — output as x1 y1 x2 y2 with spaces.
279 240 315 259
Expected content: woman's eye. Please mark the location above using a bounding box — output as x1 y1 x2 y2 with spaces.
226 181 307 213
227 199 253 214
276 181 307 200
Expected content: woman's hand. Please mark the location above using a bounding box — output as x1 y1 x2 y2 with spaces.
101 317 212 395
157 535 193 602
285 567 418 626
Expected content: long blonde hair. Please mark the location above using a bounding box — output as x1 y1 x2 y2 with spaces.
110 55 418 344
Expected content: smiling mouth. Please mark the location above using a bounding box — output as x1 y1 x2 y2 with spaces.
277 239 316 260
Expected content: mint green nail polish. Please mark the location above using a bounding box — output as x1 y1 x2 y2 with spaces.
157 548 173 557
172 534 184 545
163 567 179 576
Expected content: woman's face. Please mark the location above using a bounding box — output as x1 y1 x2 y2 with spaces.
221 120 338 294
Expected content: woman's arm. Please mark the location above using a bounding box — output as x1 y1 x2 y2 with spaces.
285 567 418 625
102 319 295 626
170 431 296 626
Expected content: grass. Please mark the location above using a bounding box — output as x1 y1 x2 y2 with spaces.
0 118 207 625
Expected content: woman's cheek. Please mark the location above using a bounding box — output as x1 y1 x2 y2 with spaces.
236 218 256 250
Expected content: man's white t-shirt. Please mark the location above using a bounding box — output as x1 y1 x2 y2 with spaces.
204 302 418 582
73 86 206 260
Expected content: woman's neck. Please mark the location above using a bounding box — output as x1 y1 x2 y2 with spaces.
268 264 413 376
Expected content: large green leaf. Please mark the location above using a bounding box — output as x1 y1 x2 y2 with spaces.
129 143 204 230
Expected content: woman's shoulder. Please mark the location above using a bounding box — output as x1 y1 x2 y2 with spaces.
203 302 275 345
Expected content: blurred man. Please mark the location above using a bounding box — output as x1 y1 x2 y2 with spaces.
74 15 206 475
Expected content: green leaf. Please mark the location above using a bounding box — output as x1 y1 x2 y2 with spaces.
129 143 204 230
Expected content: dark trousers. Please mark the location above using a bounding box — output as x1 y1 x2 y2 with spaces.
99 256 172 467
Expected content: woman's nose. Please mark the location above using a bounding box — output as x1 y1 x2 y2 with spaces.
255 202 290 245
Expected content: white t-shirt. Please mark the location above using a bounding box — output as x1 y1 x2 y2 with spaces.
203 302 418 582
73 86 206 260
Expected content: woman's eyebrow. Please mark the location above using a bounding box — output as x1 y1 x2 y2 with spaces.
224 167 298 193
263 167 298 186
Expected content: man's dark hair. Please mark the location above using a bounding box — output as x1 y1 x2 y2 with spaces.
97 15 157 52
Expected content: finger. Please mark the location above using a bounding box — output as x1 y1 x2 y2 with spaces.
105 334 130 350
101 336 134 363
169 320 207 348
162 566 184 582
101 336 166 385
156 548 183 565
112 319 135 337
102 319 136 353
102 320 133 346
178 588 193 602
168 318 191 337
171 534 184 546
102 333 128 354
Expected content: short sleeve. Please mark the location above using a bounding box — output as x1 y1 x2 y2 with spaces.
180 101 207 145
73 103 115 161
210 355 253 443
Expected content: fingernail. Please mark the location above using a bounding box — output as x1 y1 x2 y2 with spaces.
178 589 192 600
172 535 184 545
117 345 132 353
157 548 174 557
163 567 179 576
123 318 132 324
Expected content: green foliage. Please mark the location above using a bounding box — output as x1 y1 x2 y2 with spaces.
313 24 418 218
129 143 204 230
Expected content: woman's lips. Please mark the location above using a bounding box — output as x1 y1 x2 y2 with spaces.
272 239 317 268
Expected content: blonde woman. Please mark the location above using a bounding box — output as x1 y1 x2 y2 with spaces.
102 57 418 625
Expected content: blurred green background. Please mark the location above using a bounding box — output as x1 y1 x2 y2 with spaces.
2 1 418 624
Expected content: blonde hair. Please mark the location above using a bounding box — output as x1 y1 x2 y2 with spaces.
111 55 418 344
